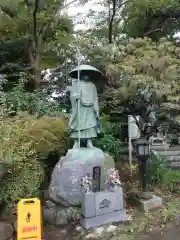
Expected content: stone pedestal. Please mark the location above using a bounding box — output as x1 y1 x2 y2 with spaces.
80 187 127 229
80 209 127 229
48 147 115 207
137 194 162 211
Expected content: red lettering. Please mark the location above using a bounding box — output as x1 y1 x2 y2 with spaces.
22 227 27 233
32 226 37 231
22 226 38 233
27 226 32 232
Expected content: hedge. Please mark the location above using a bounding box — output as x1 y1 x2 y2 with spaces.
0 114 68 207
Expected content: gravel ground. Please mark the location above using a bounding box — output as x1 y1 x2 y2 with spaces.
44 220 180 240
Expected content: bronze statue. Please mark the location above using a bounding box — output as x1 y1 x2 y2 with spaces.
69 74 101 148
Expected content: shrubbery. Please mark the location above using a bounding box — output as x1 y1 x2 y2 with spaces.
94 115 122 160
147 151 167 185
147 151 180 192
0 114 68 207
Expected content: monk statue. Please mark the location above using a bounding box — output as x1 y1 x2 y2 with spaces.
69 75 101 148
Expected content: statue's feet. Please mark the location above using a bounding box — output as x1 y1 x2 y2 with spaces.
87 140 95 148
73 141 79 149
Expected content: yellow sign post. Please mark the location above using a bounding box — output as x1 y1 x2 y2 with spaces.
17 198 42 240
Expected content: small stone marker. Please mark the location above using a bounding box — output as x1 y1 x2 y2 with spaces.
92 166 101 192
80 187 127 229
137 194 162 211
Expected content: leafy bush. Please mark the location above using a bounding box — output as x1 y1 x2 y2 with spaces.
0 114 68 207
95 134 121 160
94 115 122 160
147 151 167 186
0 73 66 118
163 169 180 193
147 151 180 192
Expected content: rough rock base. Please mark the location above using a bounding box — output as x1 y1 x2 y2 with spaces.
0 222 14 240
137 194 162 211
43 200 81 226
80 209 127 229
48 147 115 207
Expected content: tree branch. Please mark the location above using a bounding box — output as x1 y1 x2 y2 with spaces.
154 11 180 19
0 63 32 72
38 0 78 39
108 0 116 44
0 6 17 24
33 0 39 49
108 0 130 43
116 0 130 12
143 15 167 37
144 28 162 36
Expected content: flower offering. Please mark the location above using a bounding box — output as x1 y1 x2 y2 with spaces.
107 168 121 187
80 174 92 193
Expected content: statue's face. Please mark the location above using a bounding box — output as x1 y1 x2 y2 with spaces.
82 75 89 81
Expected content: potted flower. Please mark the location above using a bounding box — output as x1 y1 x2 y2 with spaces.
106 168 121 191
80 174 92 194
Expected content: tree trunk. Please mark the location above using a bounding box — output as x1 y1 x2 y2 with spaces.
33 54 41 90
108 0 116 44
34 67 41 89
28 47 41 90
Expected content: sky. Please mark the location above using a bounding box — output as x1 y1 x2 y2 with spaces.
66 0 104 30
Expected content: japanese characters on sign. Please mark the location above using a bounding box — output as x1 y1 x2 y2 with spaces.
22 225 38 233
93 166 101 192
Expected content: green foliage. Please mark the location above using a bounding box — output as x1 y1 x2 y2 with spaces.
106 37 180 112
163 170 180 193
0 0 73 41
147 151 167 185
0 0 74 89
78 36 180 118
1 0 180 209
94 115 122 160
147 151 180 193
122 0 180 39
0 114 68 206
95 134 121 160
0 73 67 117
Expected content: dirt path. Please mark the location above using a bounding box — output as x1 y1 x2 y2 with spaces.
44 223 77 240
140 221 180 240
44 220 180 240
44 196 180 240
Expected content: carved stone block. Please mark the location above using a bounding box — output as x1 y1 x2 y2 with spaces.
80 187 126 229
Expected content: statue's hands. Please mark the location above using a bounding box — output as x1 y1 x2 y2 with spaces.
74 93 81 100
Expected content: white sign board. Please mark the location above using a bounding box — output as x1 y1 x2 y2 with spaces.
128 115 140 139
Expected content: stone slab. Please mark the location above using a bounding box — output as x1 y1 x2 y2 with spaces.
137 194 162 211
81 188 124 218
81 192 96 218
80 209 127 229
95 188 123 216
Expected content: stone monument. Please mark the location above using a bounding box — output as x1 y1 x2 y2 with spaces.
48 149 115 206
80 168 127 229
48 66 115 209
46 66 127 227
